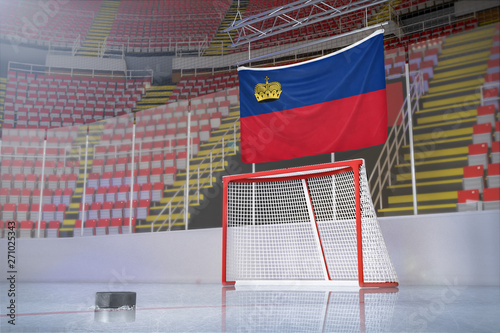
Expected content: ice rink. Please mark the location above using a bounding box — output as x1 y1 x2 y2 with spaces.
1 282 499 332
1 211 498 332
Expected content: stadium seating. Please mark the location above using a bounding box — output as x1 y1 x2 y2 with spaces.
3 71 149 129
454 26 500 211
0 0 100 47
377 21 500 215
107 0 228 53
170 72 239 101
1 0 498 234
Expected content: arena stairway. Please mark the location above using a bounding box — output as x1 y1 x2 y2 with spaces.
138 106 240 232
75 0 120 57
133 85 175 112
57 93 240 235
378 24 497 216
0 77 6 129
56 91 152 236
58 123 103 236
368 0 401 26
204 0 249 56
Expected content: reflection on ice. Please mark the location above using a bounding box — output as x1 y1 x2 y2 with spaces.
222 286 399 332
94 308 136 323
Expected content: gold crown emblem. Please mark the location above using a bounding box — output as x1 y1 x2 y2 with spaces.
254 76 282 103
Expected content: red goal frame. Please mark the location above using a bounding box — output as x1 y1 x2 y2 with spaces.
222 159 398 288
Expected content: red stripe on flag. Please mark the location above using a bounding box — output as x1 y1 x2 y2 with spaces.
240 89 387 163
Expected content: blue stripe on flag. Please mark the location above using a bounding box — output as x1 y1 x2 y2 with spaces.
238 30 386 118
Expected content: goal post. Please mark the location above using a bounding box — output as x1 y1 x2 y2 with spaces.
222 159 398 288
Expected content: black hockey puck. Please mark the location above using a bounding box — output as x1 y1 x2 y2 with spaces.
95 292 136 309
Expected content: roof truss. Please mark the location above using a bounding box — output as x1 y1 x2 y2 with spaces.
223 0 389 47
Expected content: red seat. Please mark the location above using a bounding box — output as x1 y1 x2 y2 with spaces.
100 172 113 187
112 200 126 218
0 188 9 204
55 203 66 222
152 182 164 202
477 105 496 126
124 200 138 218
137 199 150 219
140 183 152 200
62 188 73 206
92 159 105 173
1 174 13 188
109 218 123 234
483 187 500 201
16 203 30 221
121 217 136 233
87 172 100 188
82 219 97 236
472 123 492 146
150 168 163 183
19 220 33 238
135 162 149 179
8 187 21 203
29 203 40 220
492 142 500 164
2 203 16 220
96 218 110 235
163 166 176 186
47 174 60 189
89 202 102 220
483 187 500 210
13 174 26 189
42 203 56 221
456 189 480 212
95 186 108 203
487 163 500 188
462 165 484 193
84 187 95 203
117 184 130 201
46 221 60 238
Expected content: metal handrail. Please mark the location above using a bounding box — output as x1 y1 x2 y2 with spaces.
151 116 240 232
0 144 81 164
7 61 153 81
397 12 476 37
93 140 187 161
115 12 225 21
72 34 81 56
367 3 395 26
369 70 425 210
99 37 107 58
104 35 210 54
182 121 238 206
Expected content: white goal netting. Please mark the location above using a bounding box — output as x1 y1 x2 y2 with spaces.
224 160 398 286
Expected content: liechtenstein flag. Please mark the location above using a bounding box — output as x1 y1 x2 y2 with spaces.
238 29 388 163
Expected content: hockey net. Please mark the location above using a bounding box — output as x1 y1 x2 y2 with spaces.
222 159 398 287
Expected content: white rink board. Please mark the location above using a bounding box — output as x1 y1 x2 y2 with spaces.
0 210 498 285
